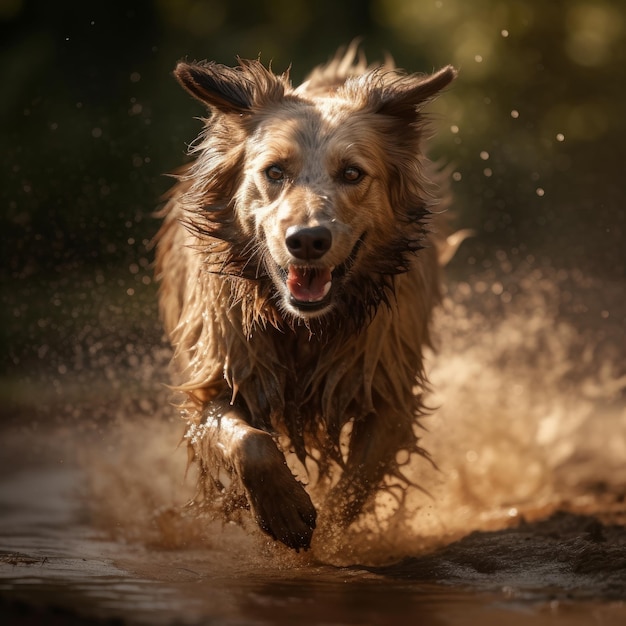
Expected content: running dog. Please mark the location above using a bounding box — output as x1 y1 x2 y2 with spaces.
156 45 456 550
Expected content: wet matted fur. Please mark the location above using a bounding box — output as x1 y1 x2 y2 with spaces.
156 45 456 550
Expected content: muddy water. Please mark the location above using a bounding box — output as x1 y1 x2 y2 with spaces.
1 261 625 625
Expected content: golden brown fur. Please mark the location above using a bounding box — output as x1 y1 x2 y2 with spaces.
156 45 456 550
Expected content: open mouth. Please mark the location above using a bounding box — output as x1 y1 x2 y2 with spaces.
280 236 365 313
286 265 334 309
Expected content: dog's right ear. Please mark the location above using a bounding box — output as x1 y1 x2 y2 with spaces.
174 60 286 114
174 61 255 112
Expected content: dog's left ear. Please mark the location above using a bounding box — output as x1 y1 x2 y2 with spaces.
377 65 457 119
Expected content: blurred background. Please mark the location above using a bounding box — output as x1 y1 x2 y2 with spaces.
1 0 624 424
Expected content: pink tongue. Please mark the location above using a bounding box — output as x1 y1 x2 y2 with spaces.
287 266 332 302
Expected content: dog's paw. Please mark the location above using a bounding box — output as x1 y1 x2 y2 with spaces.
235 431 317 551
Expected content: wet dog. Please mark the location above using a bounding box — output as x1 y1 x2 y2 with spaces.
156 45 456 550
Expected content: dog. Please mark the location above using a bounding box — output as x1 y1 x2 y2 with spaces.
155 44 456 551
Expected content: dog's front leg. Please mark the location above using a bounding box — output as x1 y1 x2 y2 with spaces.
327 408 411 525
191 399 317 551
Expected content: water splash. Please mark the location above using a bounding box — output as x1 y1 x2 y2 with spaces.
84 254 625 567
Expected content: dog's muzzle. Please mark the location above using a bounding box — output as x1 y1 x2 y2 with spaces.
279 233 365 314
283 225 334 309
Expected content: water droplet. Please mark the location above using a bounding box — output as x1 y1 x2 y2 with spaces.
480 151 490 160
491 282 503 295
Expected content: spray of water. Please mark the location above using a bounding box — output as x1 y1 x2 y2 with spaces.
84 253 625 567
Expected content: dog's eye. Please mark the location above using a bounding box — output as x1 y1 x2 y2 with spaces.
342 166 364 184
266 165 285 182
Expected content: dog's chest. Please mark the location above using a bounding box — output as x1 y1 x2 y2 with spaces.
281 328 324 378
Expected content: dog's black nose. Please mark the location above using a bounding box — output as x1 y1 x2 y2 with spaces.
285 226 332 260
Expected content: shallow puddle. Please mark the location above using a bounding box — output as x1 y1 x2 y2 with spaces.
1 446 625 626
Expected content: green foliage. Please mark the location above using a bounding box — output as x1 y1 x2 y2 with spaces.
1 0 624 281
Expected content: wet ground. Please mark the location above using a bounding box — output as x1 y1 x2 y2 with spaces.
0 430 625 626
1 263 625 625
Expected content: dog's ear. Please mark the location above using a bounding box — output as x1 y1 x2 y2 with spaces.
174 61 255 112
174 60 286 113
377 65 457 119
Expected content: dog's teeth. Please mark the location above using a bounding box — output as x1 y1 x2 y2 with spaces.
323 265 335 298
